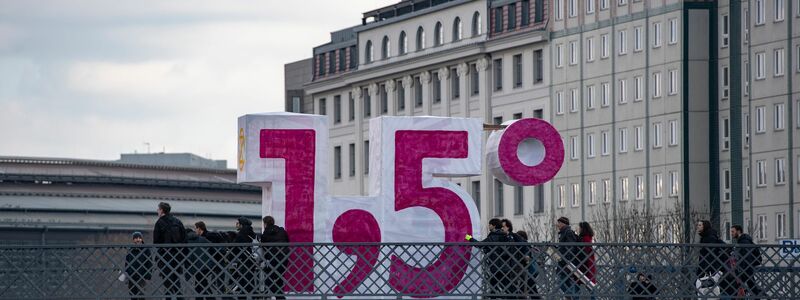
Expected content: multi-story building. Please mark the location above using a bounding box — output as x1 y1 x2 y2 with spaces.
286 0 800 243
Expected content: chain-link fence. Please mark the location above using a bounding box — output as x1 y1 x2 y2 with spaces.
1 242 798 299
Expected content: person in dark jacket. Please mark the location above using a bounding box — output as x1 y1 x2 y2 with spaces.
516 231 540 299
262 216 289 300
152 202 186 300
194 221 226 297
230 217 257 299
697 220 727 276
730 225 763 297
556 217 579 299
627 273 658 300
467 218 511 299
500 219 525 299
126 232 152 300
186 228 213 300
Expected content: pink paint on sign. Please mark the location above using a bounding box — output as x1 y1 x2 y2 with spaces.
260 129 316 292
332 209 382 297
498 118 564 186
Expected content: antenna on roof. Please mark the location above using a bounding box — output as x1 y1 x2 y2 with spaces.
143 142 151 154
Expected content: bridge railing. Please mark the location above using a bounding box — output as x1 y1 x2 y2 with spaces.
1 242 797 299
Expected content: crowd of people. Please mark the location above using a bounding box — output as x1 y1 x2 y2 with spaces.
123 202 766 299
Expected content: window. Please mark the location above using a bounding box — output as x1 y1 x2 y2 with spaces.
555 0 564 20
569 41 578 65
756 0 766 24
669 171 679 196
513 113 523 120
618 30 627 55
601 34 610 58
653 22 662 48
634 26 643 51
363 140 370 174
381 36 391 59
634 126 643 151
722 117 730 151
571 183 580 207
586 37 595 62
755 52 766 79
721 14 729 47
745 166 751 199
471 63 479 95
348 93 355 121
399 31 407 55
635 175 644 200
494 7 504 33
652 72 662 98
534 0 544 22
291 96 301 113
669 18 678 44
533 49 544 83
588 181 596 204
363 88 371 118
319 98 327 115
508 3 518 29
619 128 629 153
397 80 406 111
349 143 356 177
334 146 342 179
721 65 730 99
600 0 609 10
601 82 610 106
756 106 766 133
334 95 342 123
601 131 610 156
653 122 663 148
494 58 503 91
416 27 426 51
365 41 373 63
513 54 523 88
745 113 750 145
380 84 388 114
451 68 460 99
757 160 767 186
777 213 787 238
414 76 422 107
514 186 523 215
568 0 577 17
775 103 786 130
603 179 611 203
472 12 482 36
634 76 643 101
776 158 786 184
757 215 767 240
557 184 566 208
570 89 579 113
669 120 678 146
494 179 504 216
618 0 627 5
453 17 462 42
586 85 596 109
669 70 678 95
587 134 596 158
620 177 629 201
774 48 785 76
775 0 785 22
533 109 543 119
494 116 503 125
556 91 565 115
723 168 731 201
317 54 326 76
433 72 441 103
797 45 800 73
434 22 444 46
570 136 579 160
521 0 530 26
349 46 357 69
556 44 564 68
654 173 663 198
328 51 335 73
471 181 481 213
619 78 627 103
338 49 346 71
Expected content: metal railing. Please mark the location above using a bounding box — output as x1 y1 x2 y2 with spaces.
1 242 798 299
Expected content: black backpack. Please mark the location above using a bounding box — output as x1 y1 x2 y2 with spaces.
163 216 186 244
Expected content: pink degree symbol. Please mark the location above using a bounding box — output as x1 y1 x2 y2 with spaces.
487 118 565 186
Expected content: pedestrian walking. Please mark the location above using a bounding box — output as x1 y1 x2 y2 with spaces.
152 202 187 300
230 217 257 299
261 216 289 300
695 220 728 297
577 222 597 286
500 219 525 299
125 232 152 300
515 230 540 299
730 225 763 298
186 228 214 300
555 217 580 300
194 221 227 296
466 218 512 299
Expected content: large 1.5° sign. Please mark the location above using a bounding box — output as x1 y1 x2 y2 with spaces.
237 113 563 298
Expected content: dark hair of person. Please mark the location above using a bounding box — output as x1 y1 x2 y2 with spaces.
579 221 594 237
501 219 514 232
516 230 529 241
699 220 714 236
263 216 275 227
731 225 743 232
489 218 502 228
195 221 207 232
158 202 171 214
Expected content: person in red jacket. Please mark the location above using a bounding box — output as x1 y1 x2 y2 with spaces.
577 221 597 286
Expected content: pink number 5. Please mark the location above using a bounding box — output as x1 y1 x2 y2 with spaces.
389 130 473 297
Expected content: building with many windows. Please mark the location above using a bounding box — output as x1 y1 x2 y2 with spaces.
286 0 800 243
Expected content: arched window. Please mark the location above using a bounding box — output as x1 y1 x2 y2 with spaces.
399 31 407 55
365 40 373 63
381 36 390 59
416 27 426 51
434 22 444 46
453 17 463 41
472 11 482 37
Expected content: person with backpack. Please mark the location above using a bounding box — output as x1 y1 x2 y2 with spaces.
153 202 187 300
230 217 257 299
194 221 227 297
261 216 289 300
730 225 763 298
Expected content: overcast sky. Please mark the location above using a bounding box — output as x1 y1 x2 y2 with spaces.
0 0 394 167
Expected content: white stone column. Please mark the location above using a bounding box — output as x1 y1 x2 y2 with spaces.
457 63 470 118
351 86 365 195
439 67 451 117
476 56 492 220
420 71 432 116
385 80 396 116
402 75 413 116
369 83 380 119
